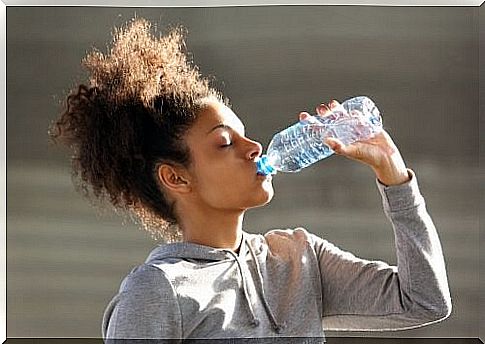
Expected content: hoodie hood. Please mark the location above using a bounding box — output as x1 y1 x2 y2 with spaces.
145 232 249 263
144 231 283 333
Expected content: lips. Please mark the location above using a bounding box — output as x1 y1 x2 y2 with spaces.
254 158 272 180
257 173 272 181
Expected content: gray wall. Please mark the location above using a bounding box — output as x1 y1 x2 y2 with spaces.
7 6 481 338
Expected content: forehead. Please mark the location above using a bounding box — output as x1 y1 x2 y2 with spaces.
195 101 245 133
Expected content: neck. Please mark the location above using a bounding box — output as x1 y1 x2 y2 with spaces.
179 207 245 251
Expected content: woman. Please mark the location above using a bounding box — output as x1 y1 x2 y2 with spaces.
49 18 451 342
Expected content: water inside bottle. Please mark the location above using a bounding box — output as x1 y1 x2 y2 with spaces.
256 96 382 175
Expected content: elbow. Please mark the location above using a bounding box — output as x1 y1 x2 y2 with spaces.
436 294 452 321
403 285 452 327
408 273 453 324
416 294 453 325
431 285 453 321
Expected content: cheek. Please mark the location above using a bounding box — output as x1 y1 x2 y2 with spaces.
189 155 272 207
193 165 264 206
193 167 241 202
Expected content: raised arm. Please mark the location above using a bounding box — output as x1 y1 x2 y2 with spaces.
305 100 451 330
312 170 451 330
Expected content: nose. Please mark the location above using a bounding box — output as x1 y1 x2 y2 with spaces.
245 138 263 161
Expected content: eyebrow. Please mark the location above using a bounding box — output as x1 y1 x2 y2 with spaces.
207 124 245 135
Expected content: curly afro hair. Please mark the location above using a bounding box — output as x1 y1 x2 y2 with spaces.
49 18 225 242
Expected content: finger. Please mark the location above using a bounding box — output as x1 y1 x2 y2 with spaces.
298 112 311 121
325 137 362 158
324 137 346 154
326 137 368 162
316 103 332 117
328 99 341 110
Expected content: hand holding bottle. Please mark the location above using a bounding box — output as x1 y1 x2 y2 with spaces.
255 95 409 184
303 100 410 186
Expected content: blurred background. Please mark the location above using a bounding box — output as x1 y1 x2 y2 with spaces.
6 5 481 339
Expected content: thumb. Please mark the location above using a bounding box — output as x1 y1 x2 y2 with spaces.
324 137 346 155
325 137 367 162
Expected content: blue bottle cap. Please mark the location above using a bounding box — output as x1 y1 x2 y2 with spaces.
256 155 276 176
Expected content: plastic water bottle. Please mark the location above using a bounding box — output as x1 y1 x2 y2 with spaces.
255 96 382 175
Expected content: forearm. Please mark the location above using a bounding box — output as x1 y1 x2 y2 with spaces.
377 169 452 317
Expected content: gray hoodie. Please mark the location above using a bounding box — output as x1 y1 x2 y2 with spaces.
102 170 451 342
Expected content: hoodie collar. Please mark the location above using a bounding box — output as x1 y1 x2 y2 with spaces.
144 231 283 333
145 231 248 264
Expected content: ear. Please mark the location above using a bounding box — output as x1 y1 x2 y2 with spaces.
157 163 192 194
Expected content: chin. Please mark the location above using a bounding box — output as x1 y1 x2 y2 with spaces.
262 179 275 202
249 186 274 209
260 193 274 206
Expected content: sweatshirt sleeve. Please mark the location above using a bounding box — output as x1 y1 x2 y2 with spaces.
102 264 183 342
313 169 452 331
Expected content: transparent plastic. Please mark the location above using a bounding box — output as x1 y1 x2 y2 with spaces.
256 96 382 175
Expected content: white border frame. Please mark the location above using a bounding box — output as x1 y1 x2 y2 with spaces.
1 1 482 343
1 1 6 343
0 0 483 6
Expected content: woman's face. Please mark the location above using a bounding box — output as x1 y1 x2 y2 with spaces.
184 100 274 212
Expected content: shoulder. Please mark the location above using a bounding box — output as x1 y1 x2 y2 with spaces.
264 227 314 242
246 227 319 256
109 264 180 319
103 264 182 339
118 263 176 297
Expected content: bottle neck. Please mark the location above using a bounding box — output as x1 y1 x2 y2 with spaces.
255 155 277 176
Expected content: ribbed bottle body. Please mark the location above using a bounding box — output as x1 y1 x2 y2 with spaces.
257 96 382 174
266 123 333 172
